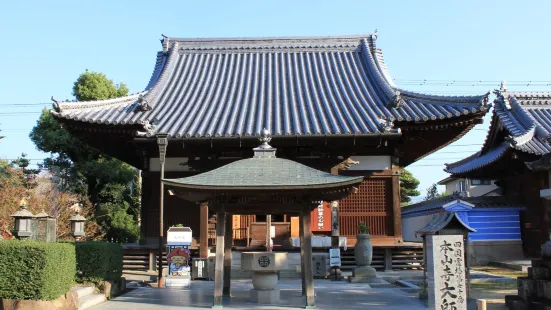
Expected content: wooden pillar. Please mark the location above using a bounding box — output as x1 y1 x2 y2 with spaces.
392 166 402 240
223 212 232 297
266 214 272 251
213 210 226 307
299 214 305 295
200 202 209 258
300 210 315 308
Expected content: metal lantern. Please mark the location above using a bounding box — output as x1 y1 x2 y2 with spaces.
11 199 34 239
69 213 86 240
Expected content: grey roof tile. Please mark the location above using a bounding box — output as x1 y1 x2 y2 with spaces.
51 35 488 138
445 90 551 175
163 157 363 190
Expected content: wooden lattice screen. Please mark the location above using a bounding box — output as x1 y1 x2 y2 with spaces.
338 178 393 236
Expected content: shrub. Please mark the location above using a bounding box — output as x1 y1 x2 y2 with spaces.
75 242 123 282
0 240 75 300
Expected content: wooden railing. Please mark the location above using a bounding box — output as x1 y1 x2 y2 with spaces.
208 227 249 246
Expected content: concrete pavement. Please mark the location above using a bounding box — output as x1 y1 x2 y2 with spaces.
92 279 428 309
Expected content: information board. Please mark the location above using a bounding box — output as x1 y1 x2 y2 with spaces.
329 248 341 267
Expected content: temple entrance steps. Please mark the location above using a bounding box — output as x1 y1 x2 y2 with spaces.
73 285 106 309
339 246 424 271
122 245 423 274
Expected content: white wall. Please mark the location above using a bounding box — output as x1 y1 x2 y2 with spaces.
347 156 391 170
402 214 434 242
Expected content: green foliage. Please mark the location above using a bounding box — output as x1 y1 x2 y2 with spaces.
29 70 139 242
73 70 129 102
96 183 139 242
75 242 123 283
400 169 421 204
425 183 447 201
0 240 75 300
358 221 370 234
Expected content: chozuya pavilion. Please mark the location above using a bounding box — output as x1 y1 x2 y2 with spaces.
163 130 363 307
50 34 489 255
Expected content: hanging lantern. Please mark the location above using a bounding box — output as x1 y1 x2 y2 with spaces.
11 199 34 240
69 212 86 241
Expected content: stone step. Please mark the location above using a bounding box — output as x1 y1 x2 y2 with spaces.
72 286 95 299
79 293 106 310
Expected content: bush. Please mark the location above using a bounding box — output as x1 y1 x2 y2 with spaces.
75 242 123 282
0 240 75 300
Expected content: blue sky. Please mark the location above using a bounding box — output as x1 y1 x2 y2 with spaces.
1 1 550 200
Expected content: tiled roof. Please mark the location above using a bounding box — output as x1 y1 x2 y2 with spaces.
416 212 476 235
51 35 488 139
445 90 551 175
401 195 525 216
163 157 363 190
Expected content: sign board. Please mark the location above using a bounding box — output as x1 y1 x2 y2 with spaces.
427 235 467 310
270 225 276 238
310 201 332 232
329 248 341 267
166 227 193 278
167 227 192 246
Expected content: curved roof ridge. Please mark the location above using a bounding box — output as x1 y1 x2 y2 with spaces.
142 42 180 105
165 34 376 44
53 91 146 112
398 89 489 105
444 151 481 170
372 48 396 88
444 142 510 175
145 51 168 90
359 38 403 108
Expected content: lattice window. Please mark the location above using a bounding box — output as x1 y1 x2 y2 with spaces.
340 179 389 214
338 179 392 236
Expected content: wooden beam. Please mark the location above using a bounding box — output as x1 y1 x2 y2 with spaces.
300 210 315 308
223 212 232 296
200 202 209 258
391 166 402 240
213 210 226 307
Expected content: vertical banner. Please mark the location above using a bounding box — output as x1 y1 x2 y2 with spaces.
310 201 331 232
427 235 467 310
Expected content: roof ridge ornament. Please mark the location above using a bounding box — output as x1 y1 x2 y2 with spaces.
137 94 152 111
253 129 276 158
390 90 404 109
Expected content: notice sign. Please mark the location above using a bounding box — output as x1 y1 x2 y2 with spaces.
329 248 341 267
310 202 331 232
427 235 467 310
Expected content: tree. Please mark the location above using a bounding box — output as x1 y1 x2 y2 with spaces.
400 169 420 204
424 183 447 201
73 70 129 101
29 70 138 242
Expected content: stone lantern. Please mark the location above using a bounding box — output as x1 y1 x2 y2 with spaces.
69 213 86 241
34 210 57 242
11 199 34 240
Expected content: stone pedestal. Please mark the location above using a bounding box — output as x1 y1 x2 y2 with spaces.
348 266 377 283
165 275 190 287
241 252 288 304
505 242 551 309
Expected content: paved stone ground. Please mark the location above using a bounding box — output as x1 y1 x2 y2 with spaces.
93 279 428 309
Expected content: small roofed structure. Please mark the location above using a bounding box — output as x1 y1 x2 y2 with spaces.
416 212 476 236
163 130 363 308
402 195 525 263
444 86 551 256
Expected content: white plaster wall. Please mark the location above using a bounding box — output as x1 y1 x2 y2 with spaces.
468 182 499 197
149 157 191 172
347 156 391 170
402 214 434 242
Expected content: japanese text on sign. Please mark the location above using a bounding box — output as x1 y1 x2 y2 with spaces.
427 235 466 310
